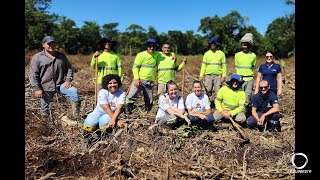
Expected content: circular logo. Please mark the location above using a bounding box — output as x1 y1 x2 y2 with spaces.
291 153 308 169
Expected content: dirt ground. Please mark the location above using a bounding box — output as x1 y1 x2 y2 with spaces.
25 53 295 179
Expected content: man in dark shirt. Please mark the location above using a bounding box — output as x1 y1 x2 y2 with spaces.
29 36 81 119
247 80 281 132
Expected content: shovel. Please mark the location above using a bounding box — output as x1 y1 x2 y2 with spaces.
228 116 250 147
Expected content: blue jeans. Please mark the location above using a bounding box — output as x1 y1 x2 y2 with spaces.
247 112 281 129
83 111 113 131
189 114 214 126
40 83 79 116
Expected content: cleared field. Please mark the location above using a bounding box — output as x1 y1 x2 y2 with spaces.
25 53 295 179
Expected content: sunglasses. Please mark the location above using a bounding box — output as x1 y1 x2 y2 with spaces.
147 44 155 48
266 56 273 58
259 86 269 90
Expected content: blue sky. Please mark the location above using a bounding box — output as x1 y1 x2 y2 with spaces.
48 0 294 35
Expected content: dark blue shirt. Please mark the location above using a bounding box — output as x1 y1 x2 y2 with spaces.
258 63 282 90
252 91 279 113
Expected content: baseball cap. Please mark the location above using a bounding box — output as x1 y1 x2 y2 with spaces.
42 36 56 43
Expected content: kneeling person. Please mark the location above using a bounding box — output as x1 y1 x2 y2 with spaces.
83 74 126 137
155 80 191 127
185 80 215 127
247 80 281 132
214 74 246 124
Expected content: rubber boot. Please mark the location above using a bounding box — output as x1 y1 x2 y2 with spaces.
71 100 81 119
124 103 133 114
82 130 93 149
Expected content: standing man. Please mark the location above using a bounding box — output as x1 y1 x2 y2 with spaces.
91 35 123 91
29 36 81 119
248 80 281 132
234 33 256 115
157 43 187 96
199 37 226 103
125 38 160 114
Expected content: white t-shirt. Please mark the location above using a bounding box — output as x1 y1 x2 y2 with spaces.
94 89 126 114
155 93 185 121
185 92 211 112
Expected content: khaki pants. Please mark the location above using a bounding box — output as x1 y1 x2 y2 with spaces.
157 83 166 97
126 79 154 108
213 110 246 123
241 80 254 106
204 74 222 100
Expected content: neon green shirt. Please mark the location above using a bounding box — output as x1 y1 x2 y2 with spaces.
132 51 160 81
200 50 226 78
215 85 245 116
157 52 185 84
234 51 256 81
90 51 123 84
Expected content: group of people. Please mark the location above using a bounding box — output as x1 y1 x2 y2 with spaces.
29 33 284 145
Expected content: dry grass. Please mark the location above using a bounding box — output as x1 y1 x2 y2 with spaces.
25 52 295 179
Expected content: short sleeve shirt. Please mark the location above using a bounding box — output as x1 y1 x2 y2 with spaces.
252 91 279 113
94 89 126 114
258 63 282 90
156 93 185 120
185 92 211 112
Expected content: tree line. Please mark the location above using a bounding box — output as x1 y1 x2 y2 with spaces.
25 0 295 59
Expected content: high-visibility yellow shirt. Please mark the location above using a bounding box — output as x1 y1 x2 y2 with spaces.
132 51 160 81
157 52 185 84
234 51 256 81
214 85 246 116
90 51 123 84
200 50 226 78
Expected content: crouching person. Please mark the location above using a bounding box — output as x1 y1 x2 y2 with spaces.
247 80 281 132
213 74 247 126
185 80 215 129
82 74 126 147
155 80 191 128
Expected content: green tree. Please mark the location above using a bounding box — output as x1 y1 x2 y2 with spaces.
101 22 119 39
125 24 146 55
53 16 80 54
78 21 101 54
264 13 295 59
198 11 256 57
25 0 58 51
